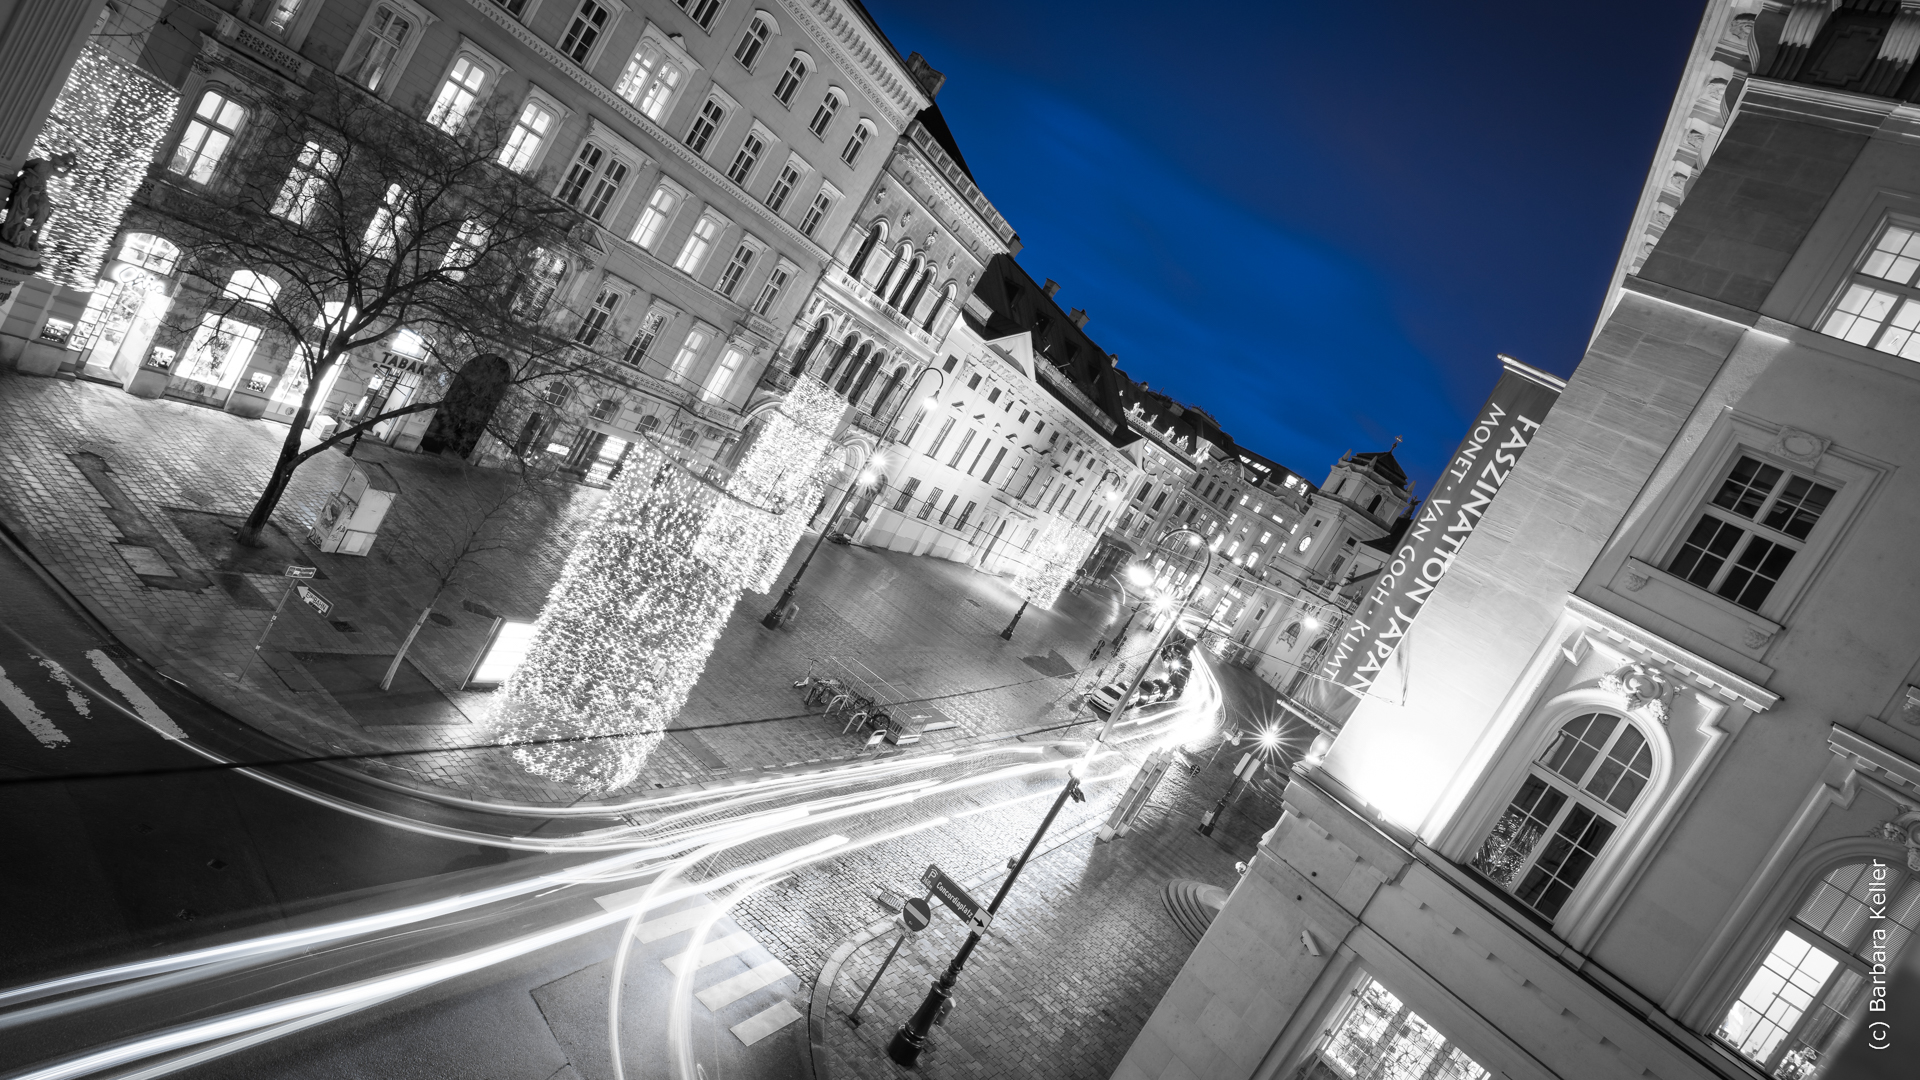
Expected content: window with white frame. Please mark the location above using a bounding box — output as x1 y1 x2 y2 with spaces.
614 40 684 121
705 344 745 398
1471 712 1652 921
340 2 418 94
622 310 665 366
575 284 623 346
556 141 630 223
680 0 722 32
516 248 568 316
765 161 801 212
673 210 726 275
630 180 685 249
670 325 711 376
491 0 535 18
1664 454 1838 614
726 126 767 185
732 13 772 70
685 97 728 155
753 261 792 316
224 270 279 309
498 97 556 172
168 89 246 185
807 89 841 138
798 185 837 239
1717 861 1920 1078
714 240 756 298
1313 976 1491 1080
258 0 307 36
1819 221 1920 361
270 140 338 223
840 120 872 165
362 183 408 258
440 218 488 279
559 0 613 64
119 233 180 275
773 53 809 107
425 54 492 133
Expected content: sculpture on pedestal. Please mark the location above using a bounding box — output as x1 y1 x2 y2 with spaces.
0 153 77 251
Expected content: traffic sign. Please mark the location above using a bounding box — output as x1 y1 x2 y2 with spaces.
920 864 989 931
283 564 317 579
296 584 333 617
899 896 932 933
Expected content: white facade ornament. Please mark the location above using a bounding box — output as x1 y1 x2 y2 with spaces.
1872 812 1920 873
1600 662 1676 724
1767 425 1830 467
1743 626 1776 650
1623 566 1651 592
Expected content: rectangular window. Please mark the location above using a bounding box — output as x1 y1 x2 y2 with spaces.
260 0 306 36
440 218 489 279
685 98 727 155
426 55 489 132
726 129 766 185
622 311 665 366
630 183 683 249
169 90 246 184
575 286 621 346
840 123 869 166
753 264 791 316
798 189 835 238
498 99 554 172
892 478 920 513
773 56 808 106
715 242 756 298
808 93 839 138
705 345 744 398
614 43 684 121
683 0 722 32
946 428 975 468
765 163 801 212
955 501 976 531
1665 454 1837 613
362 183 407 258
673 211 726 275
937 494 957 525
342 4 414 93
557 142 628 223
670 326 709 376
732 15 770 70
560 0 610 63
917 487 943 521
1819 223 1920 361
270 140 337 223
966 439 989 475
980 446 1008 484
925 417 954 458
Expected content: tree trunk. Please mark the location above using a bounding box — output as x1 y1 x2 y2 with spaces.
237 413 309 547
382 605 434 691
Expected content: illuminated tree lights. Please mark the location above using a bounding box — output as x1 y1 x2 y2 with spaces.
495 377 842 791
30 44 179 289
1010 521 1098 610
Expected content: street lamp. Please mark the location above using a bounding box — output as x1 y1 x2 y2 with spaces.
762 368 945 629
886 526 1214 1066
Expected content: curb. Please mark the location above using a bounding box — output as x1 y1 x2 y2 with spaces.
801 805 1112 1079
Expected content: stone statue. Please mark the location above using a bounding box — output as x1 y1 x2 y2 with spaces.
0 153 77 251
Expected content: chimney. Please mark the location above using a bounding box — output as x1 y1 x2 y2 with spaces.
905 52 947 99
1068 308 1089 329
1042 279 1061 298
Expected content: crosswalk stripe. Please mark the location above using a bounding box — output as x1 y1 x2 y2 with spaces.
0 663 69 748
664 930 758 977
729 1001 802 1046
696 960 792 1011
633 905 718 943
86 650 187 740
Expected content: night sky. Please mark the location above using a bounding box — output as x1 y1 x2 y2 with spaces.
858 0 1702 495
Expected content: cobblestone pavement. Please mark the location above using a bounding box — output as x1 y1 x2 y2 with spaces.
0 372 1132 802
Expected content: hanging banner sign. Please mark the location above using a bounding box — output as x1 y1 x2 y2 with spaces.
1299 358 1563 722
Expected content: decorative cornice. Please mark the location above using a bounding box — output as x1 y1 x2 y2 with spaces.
903 121 1014 247
891 139 1005 259
775 0 928 133
462 0 830 266
1567 595 1777 712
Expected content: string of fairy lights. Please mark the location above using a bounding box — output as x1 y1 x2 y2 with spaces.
496 377 842 791
1007 520 1099 611
29 42 179 290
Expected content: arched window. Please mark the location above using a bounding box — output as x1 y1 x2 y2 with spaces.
841 119 874 166
732 13 775 71
1471 712 1653 920
118 233 181 275
872 241 910 294
820 334 858 386
848 350 883 402
901 267 932 317
1280 622 1301 647
888 255 924 309
869 364 906 416
846 221 884 279
922 282 956 333
590 397 620 421
638 413 661 432
1717 860 1920 1076
789 317 828 376
835 341 871 396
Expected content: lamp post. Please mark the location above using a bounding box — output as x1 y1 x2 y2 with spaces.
997 598 1028 640
886 527 1213 1067
762 367 945 629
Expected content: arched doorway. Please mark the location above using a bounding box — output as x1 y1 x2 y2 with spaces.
421 353 512 456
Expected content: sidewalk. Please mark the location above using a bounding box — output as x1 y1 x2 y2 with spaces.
0 371 1126 803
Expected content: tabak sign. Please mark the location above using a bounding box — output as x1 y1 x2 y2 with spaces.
1300 362 1563 721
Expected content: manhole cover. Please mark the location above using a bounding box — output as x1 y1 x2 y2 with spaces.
113 544 176 578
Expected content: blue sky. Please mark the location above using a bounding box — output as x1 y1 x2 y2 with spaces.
859 0 1700 494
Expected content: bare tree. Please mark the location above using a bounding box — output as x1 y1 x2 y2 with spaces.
380 456 566 691
160 73 614 546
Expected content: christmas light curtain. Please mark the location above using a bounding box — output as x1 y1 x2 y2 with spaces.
1009 521 1098 611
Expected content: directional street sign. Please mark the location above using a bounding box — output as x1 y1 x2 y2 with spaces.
296 584 333 617
920 863 992 933
899 896 932 933
283 564 317 579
